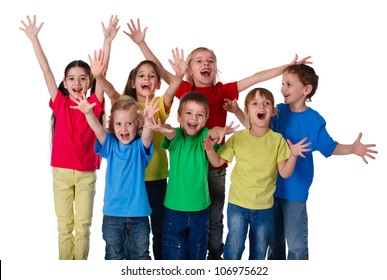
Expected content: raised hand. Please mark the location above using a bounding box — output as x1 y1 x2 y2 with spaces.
287 137 312 158
140 96 161 123
124 18 147 44
20 15 43 40
102 15 120 42
88 49 106 79
168 48 188 78
70 93 96 114
290 54 313 65
218 121 239 143
352 132 378 164
223 98 239 113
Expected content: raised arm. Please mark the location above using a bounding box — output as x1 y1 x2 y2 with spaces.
94 15 121 103
278 137 311 178
207 121 240 144
331 132 377 164
237 54 312 93
70 93 107 145
163 48 188 109
89 50 121 104
204 137 227 168
124 18 175 84
138 96 159 148
224 98 246 126
20 15 58 101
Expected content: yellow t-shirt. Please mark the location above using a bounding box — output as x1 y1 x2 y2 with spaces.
218 129 290 210
137 95 170 181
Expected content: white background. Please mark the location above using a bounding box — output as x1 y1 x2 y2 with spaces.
1 0 386 279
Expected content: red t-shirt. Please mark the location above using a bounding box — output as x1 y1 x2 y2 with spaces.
49 91 103 171
175 81 239 169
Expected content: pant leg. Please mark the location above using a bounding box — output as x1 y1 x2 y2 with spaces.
126 217 151 260
249 207 274 260
102 215 126 260
162 208 188 260
73 170 96 260
187 208 209 260
283 200 309 260
145 179 167 260
207 168 226 259
53 168 75 260
223 203 249 260
267 198 286 260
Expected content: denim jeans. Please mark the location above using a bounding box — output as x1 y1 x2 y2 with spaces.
146 179 167 260
207 168 226 259
224 203 274 260
102 215 151 260
162 207 209 260
267 198 309 260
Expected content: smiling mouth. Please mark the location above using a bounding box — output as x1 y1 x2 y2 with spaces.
258 113 266 120
200 69 211 77
141 83 151 90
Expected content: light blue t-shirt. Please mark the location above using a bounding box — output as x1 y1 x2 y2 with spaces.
271 103 338 202
95 133 153 217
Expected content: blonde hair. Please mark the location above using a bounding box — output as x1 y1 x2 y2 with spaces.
186 47 220 88
107 96 144 137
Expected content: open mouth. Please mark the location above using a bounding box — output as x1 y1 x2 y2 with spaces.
188 123 198 130
141 83 151 90
200 69 211 77
257 112 266 120
121 132 130 140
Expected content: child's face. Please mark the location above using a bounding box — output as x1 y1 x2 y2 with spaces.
63 67 92 102
245 93 274 128
281 72 309 106
112 109 139 144
132 64 161 102
178 101 208 136
188 50 217 87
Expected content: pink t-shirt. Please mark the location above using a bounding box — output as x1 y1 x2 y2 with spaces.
49 90 103 171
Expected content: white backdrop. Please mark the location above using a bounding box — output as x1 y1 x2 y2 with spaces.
1 0 385 279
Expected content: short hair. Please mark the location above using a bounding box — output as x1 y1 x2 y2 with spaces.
107 96 144 137
177 91 209 118
284 64 319 102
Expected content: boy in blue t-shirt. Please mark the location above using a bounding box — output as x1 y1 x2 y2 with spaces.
225 64 377 260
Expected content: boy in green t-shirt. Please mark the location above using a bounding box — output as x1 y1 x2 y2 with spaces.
147 91 238 260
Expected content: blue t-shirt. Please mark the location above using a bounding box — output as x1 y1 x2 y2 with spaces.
95 133 153 217
271 103 338 202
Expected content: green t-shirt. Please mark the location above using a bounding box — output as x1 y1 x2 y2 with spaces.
218 129 290 210
162 127 211 211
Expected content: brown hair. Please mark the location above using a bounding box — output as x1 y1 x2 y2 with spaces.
177 91 209 118
284 64 319 102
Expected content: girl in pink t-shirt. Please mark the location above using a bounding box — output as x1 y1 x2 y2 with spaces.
20 15 119 260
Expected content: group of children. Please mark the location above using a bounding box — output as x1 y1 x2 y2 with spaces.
20 15 378 260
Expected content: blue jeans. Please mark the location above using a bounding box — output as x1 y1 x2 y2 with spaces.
224 203 274 260
146 179 167 260
267 198 309 260
207 168 226 259
162 207 209 260
102 215 151 260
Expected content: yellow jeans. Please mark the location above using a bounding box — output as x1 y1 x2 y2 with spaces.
53 167 96 260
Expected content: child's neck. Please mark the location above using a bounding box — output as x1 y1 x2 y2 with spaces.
249 126 269 137
289 102 308 112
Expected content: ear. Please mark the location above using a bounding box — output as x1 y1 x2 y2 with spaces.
63 77 68 89
177 113 182 124
304 84 313 96
272 106 277 116
131 80 136 89
156 81 161 90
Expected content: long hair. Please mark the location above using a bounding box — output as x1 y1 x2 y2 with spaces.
122 60 161 100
